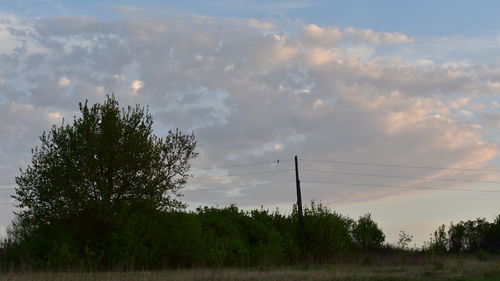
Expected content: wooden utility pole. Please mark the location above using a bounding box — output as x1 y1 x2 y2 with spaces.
294 155 306 249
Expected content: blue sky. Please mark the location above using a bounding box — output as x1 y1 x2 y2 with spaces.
5 0 500 37
1 0 500 245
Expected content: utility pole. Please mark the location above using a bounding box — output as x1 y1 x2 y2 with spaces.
294 155 306 249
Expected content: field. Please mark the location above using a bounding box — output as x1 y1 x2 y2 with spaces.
0 259 498 281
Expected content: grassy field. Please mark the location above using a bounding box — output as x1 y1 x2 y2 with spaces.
0 259 498 281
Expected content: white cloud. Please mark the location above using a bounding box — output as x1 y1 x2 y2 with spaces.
248 19 275 30
112 74 124 81
449 97 470 109
459 110 474 118
487 81 500 92
302 24 343 46
302 24 414 47
306 47 342 65
47 111 63 121
344 27 415 44
312 99 325 108
57 76 70 87
130 80 144 94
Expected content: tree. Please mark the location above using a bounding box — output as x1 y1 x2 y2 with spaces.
428 224 447 253
483 215 500 252
10 95 197 267
397 231 413 250
351 213 385 250
15 95 197 225
448 222 466 252
303 201 354 261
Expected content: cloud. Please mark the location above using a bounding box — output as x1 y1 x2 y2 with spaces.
248 19 275 30
0 13 498 217
57 76 70 87
130 80 144 94
344 27 415 45
449 97 470 109
482 112 500 129
302 24 343 46
305 47 342 65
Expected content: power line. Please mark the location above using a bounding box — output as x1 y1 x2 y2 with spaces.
301 169 500 184
191 169 294 179
184 180 293 193
300 159 500 173
190 159 291 172
302 180 500 193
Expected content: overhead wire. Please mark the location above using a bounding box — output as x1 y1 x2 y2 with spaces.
301 180 500 193
191 169 294 179
300 159 500 173
184 180 294 193
189 159 292 172
0 158 498 205
300 169 500 184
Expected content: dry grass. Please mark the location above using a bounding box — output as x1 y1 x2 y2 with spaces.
0 259 498 281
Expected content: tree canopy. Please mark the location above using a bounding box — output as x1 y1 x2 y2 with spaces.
14 95 197 227
351 213 385 250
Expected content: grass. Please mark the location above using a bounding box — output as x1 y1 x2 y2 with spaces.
0 259 498 281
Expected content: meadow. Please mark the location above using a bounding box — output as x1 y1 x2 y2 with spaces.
0 258 498 281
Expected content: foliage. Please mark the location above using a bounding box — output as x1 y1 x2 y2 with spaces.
3 201 392 269
4 197 500 270
428 224 447 253
15 95 197 227
351 213 385 250
426 217 500 254
7 95 197 269
397 231 413 250
483 215 500 252
302 201 354 261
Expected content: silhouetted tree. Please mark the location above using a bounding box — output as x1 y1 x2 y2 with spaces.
9 95 197 268
448 222 467 252
303 201 354 261
483 215 500 252
351 213 385 250
15 95 197 225
429 224 448 253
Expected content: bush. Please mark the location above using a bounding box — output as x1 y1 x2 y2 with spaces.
3 202 393 269
303 201 354 262
352 213 385 250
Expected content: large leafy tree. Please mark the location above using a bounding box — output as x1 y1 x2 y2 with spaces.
14 95 197 227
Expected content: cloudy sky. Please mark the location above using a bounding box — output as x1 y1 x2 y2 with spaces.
1 0 500 245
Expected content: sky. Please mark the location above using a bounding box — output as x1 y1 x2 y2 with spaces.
1 0 500 245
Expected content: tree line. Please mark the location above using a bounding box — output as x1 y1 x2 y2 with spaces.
427 216 500 254
4 201 387 269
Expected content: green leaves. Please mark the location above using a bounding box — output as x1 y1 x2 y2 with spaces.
13 94 197 240
352 213 385 250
